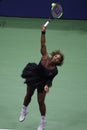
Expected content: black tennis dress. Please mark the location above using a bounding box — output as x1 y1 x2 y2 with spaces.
21 62 58 91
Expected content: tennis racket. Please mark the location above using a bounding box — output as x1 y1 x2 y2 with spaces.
43 2 63 27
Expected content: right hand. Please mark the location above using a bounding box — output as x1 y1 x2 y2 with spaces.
41 26 46 32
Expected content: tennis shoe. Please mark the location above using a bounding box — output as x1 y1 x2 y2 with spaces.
37 120 46 130
19 110 28 122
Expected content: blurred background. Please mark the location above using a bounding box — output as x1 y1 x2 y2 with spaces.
0 0 87 19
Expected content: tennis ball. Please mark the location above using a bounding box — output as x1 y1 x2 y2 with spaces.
51 3 56 8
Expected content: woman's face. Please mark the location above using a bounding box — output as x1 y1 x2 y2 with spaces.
51 54 61 63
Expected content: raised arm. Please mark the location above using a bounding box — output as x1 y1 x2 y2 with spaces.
40 26 48 56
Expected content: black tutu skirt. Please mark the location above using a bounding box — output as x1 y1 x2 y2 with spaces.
21 63 47 89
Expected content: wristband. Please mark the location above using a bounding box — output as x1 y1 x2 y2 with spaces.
42 31 46 35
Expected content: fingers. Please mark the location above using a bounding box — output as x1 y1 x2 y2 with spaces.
41 26 46 32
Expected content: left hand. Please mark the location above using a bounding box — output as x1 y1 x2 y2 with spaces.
44 85 49 93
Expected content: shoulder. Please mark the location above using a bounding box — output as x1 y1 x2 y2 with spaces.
41 54 50 60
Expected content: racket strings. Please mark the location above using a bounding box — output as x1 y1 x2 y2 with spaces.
51 3 63 18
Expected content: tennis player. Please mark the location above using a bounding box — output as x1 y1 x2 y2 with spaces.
19 26 64 130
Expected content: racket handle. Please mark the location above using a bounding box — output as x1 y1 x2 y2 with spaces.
44 20 50 27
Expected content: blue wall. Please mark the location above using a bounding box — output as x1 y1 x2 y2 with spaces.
0 0 87 19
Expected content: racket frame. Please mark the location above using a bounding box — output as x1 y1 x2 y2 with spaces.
43 2 63 27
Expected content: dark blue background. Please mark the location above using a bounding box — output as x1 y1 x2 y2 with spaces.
0 0 87 19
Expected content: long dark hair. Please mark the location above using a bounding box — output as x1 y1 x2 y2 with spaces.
51 50 64 66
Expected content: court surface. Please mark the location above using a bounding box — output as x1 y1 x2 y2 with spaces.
0 17 87 130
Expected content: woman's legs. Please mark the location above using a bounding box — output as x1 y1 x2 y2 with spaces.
19 85 35 122
37 90 46 116
37 90 46 130
23 85 35 106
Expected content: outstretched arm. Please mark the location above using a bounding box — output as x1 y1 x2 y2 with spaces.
40 26 48 56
